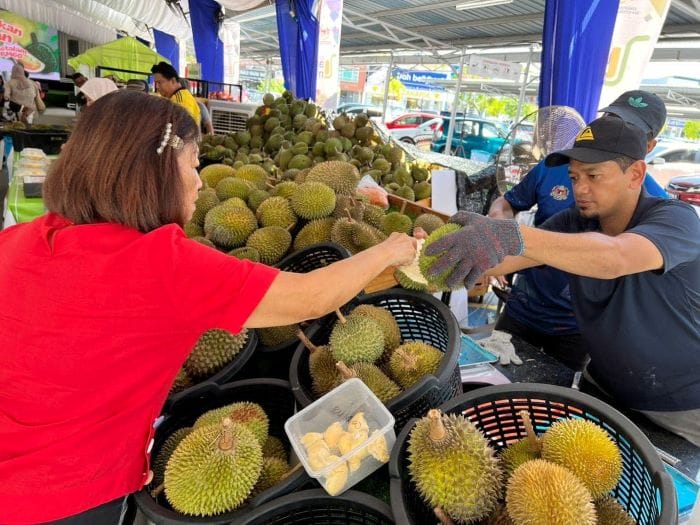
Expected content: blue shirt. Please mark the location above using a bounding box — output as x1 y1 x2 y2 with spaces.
503 161 668 335
541 192 700 411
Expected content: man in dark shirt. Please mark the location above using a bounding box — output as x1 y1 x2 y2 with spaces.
424 116 700 445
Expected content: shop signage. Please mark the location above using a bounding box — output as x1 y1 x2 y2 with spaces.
468 55 521 82
0 11 60 80
394 69 448 91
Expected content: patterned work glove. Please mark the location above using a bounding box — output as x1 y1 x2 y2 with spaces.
424 211 524 289
479 330 523 366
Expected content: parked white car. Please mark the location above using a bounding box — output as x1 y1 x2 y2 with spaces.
389 116 444 146
646 141 700 188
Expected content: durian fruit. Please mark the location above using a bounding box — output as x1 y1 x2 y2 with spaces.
348 412 369 434
407 409 502 524
499 411 541 477
169 369 193 395
298 330 340 397
219 197 249 209
269 180 298 199
236 164 269 189
250 457 290 497
483 504 515 525
506 459 596 525
306 161 361 196
380 211 412 235
247 189 271 211
418 223 463 291
362 204 386 229
365 430 390 463
200 163 235 189
290 181 336 219
228 246 261 262
293 217 336 251
245 226 292 265
300 432 325 452
184 329 249 380
183 221 204 238
414 181 432 200
323 457 349 496
387 342 442 389
414 213 445 235
595 496 635 525
331 217 386 254
261 435 288 462
190 188 220 226
394 239 436 293
540 418 623 499
215 177 253 201
257 324 300 348
329 310 384 365
164 418 263 516
337 427 368 472
256 196 297 229
350 305 401 359
323 422 345 451
152 427 192 488
336 362 402 403
332 195 365 221
203 205 258 249
191 236 217 249
193 401 269 444
396 185 415 201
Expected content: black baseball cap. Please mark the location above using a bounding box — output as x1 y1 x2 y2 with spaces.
599 90 666 138
545 116 647 167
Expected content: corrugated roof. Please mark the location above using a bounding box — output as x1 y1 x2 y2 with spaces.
234 0 700 59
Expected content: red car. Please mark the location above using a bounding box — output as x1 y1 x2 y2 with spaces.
666 174 700 206
385 112 440 131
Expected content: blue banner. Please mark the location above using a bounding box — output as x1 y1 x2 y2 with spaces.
394 68 448 92
539 0 619 122
189 0 224 83
275 0 319 100
153 29 179 74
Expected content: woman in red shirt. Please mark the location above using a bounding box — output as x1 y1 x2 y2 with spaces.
0 91 416 524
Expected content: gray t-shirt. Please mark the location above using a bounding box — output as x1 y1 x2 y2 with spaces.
541 191 700 411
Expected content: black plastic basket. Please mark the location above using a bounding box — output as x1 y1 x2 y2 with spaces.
135 379 311 525
289 288 462 433
238 243 351 380
235 489 394 524
166 329 258 405
10 128 70 154
389 383 678 525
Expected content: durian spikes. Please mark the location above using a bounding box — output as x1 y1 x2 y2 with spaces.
519 410 540 454
335 309 347 325
428 409 446 442
336 361 356 380
434 507 455 525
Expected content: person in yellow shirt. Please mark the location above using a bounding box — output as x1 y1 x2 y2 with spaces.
150 62 200 126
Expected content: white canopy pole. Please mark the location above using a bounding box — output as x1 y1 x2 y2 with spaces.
444 51 465 156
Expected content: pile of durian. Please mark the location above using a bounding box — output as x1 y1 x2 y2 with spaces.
150 401 296 517
298 304 444 404
199 91 433 202
406 409 634 525
299 411 390 496
170 329 249 395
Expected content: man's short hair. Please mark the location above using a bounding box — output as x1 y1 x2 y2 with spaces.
610 155 636 173
70 73 85 81
151 62 178 80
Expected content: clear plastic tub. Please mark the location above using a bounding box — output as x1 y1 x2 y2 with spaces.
285 378 396 497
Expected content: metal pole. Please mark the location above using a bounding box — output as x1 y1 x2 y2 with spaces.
513 44 534 128
444 51 465 156
381 53 394 124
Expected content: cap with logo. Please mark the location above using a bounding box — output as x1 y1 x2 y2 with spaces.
599 90 666 138
544 116 647 167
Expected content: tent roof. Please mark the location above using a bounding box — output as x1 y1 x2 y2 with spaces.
67 36 169 79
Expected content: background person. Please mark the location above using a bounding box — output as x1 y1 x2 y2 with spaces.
151 61 200 125
4 63 37 123
486 92 670 370
0 91 417 524
425 116 700 446
78 77 119 106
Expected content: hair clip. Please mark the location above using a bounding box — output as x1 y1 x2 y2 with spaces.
156 122 173 155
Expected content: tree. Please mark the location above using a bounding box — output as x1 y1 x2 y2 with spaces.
388 78 406 101
684 120 700 140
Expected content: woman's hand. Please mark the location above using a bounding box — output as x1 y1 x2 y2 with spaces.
380 232 418 267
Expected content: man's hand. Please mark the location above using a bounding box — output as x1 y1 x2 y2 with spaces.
479 330 522 365
423 212 524 289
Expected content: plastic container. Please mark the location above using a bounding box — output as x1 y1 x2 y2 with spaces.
10 128 70 154
239 243 351 380
236 489 394 524
389 383 678 525
18 147 47 160
289 288 462 432
134 379 312 525
165 329 258 405
285 378 396 497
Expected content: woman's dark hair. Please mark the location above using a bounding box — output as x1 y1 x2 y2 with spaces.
151 61 178 80
44 90 200 232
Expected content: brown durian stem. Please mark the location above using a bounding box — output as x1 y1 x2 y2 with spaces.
279 462 304 480
218 418 235 451
397 348 418 370
433 507 455 525
266 181 276 190
335 361 356 379
519 410 540 453
151 483 165 498
427 409 446 442
335 309 347 324
344 209 356 223
400 200 407 214
297 330 319 353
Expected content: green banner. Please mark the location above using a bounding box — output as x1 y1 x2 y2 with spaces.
0 11 60 79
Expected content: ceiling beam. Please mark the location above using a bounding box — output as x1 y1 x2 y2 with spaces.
670 0 700 21
410 13 541 33
369 0 482 17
